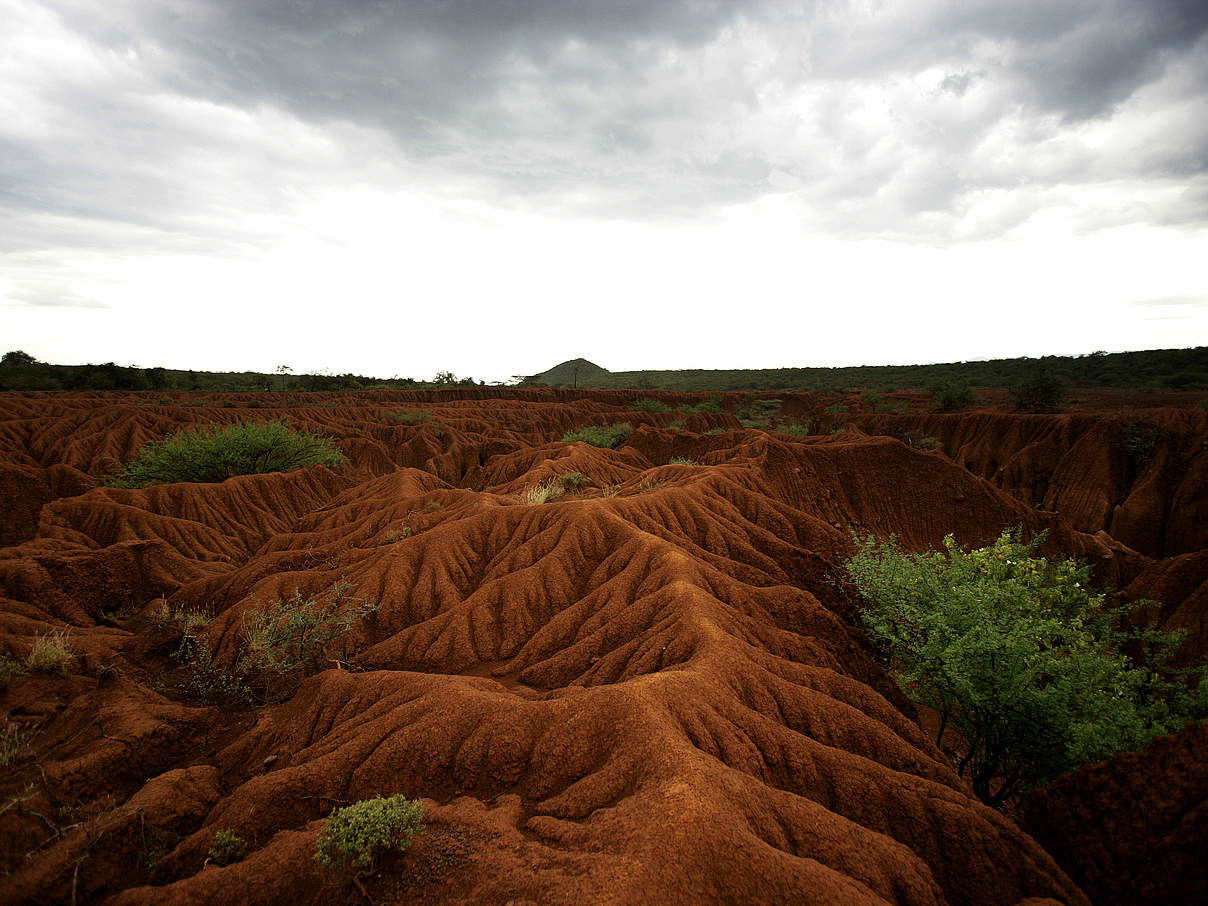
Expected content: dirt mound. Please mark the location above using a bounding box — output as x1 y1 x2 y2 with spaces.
1 390 1203 904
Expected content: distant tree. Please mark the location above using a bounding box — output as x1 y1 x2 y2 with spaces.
432 370 458 386
928 379 977 412
1 350 38 367
275 364 292 391
1011 371 1066 413
146 367 168 390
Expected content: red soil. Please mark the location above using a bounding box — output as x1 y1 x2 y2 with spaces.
0 388 1204 905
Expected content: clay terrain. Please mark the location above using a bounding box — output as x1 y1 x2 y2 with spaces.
1 387 1206 905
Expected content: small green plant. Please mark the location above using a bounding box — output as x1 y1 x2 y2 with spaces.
927 379 977 412
562 422 632 448
385 409 431 425
174 631 251 707
104 420 343 487
0 654 27 691
630 398 671 412
860 390 883 410
901 429 942 451
686 397 723 413
1011 372 1066 413
150 600 211 634
26 631 74 674
824 402 847 416
1118 423 1163 465
376 527 412 545
667 420 686 430
705 427 724 436
314 795 424 872
668 456 698 466
207 828 247 866
241 580 377 678
847 529 1208 807
1 723 30 767
778 419 812 437
557 472 591 487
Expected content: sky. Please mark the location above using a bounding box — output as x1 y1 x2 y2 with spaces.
2 0 1206 383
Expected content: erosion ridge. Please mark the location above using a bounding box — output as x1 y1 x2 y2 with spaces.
0 389 1205 905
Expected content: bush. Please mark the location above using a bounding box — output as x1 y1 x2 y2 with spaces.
26 631 73 674
667 420 686 430
314 795 423 871
1118 423 1163 465
104 420 343 487
207 829 247 866
928 379 976 412
562 423 632 448
173 631 251 707
668 456 698 465
778 419 812 437
686 397 723 413
1011 372 1066 413
630 398 671 412
241 579 378 679
557 472 592 487
846 529 1207 806
901 429 942 451
520 478 566 505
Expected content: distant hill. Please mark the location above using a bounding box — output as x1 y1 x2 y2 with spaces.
522 347 1208 392
523 358 611 388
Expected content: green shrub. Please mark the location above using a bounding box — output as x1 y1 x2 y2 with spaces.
241 579 378 679
173 631 251 707
847 529 1207 807
0 655 26 691
562 423 632 448
314 795 423 871
1011 372 1066 413
1118 423 1163 465
630 398 671 412
668 420 686 430
928 379 977 412
686 397 723 413
385 409 431 425
860 390 883 410
557 472 592 487
668 456 698 465
778 419 812 437
104 420 343 487
901 429 942 451
705 427 724 436
207 829 247 866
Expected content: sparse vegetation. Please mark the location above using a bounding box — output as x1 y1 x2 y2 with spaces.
1011 371 1066 413
241 579 378 679
630 398 671 412
521 477 566 505
928 379 977 412
562 422 632 448
207 829 247 866
668 420 686 430
778 419 812 437
1118 423 1163 465
557 472 591 487
847 529 1208 807
103 420 343 488
173 631 251 707
1 723 30 766
685 397 723 413
705 427 724 435
26 631 74 674
668 456 698 465
150 600 211 634
901 429 942 451
314 795 424 872
0 654 26 690
385 409 432 425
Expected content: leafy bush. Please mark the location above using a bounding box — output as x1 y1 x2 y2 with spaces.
901 429 942 451
562 422 632 448
1118 423 1163 465
241 579 378 679
847 529 1207 806
668 456 698 465
1011 372 1066 413
686 397 723 413
173 631 251 707
104 420 343 488
557 472 591 487
631 398 671 412
778 419 812 437
928 379 977 412
207 829 247 866
314 795 423 871
0 655 26 691
385 409 431 425
26 631 73 674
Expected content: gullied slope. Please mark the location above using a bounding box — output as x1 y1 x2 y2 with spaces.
0 391 1201 905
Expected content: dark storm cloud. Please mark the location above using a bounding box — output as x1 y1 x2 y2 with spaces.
6 0 1208 246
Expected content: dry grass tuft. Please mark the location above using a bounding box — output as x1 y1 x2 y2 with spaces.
26 631 74 674
521 477 567 505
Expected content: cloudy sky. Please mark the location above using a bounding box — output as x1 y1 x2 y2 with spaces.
3 0 1206 382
